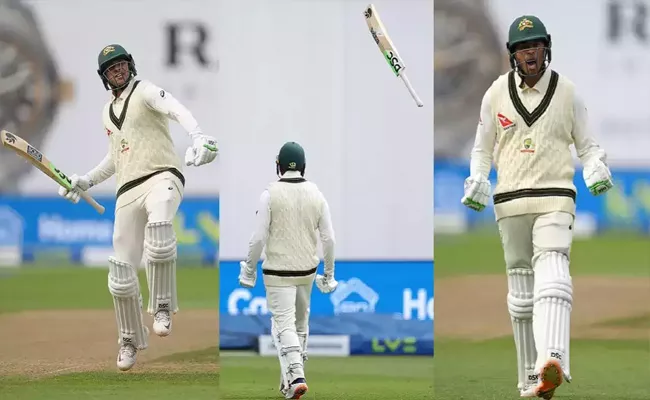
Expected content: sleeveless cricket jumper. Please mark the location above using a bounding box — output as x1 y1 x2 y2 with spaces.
102 79 184 209
262 178 326 287
489 69 577 221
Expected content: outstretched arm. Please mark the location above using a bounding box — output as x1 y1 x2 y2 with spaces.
142 82 203 137
142 81 217 167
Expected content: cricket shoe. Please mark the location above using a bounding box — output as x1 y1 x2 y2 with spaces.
117 343 138 371
284 378 308 399
153 310 172 337
521 384 551 398
534 359 564 399
519 381 540 398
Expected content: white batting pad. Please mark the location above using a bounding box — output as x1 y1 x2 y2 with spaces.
507 268 538 389
266 286 305 383
272 320 290 391
144 221 178 315
533 251 573 376
276 324 305 384
298 331 309 364
108 257 148 350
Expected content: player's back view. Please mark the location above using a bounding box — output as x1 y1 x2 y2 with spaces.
238 141 337 399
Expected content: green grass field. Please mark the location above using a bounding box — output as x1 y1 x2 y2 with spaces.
0 264 220 399
219 355 433 399
434 232 650 399
434 232 650 278
433 338 649 400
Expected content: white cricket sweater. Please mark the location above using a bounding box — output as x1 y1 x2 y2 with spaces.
245 171 336 287
92 79 202 208
470 69 606 220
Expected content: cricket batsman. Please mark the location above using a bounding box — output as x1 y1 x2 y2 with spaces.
58 44 218 371
238 142 337 399
460 16 613 399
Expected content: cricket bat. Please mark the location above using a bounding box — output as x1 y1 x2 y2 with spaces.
1 130 105 215
364 3 424 107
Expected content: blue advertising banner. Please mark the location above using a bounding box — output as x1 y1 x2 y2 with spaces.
220 260 434 355
0 196 219 264
434 160 650 232
220 260 434 320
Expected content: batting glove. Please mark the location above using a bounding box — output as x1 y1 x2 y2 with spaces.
461 176 491 212
185 133 218 167
315 274 338 294
57 174 92 204
583 160 613 196
238 261 256 288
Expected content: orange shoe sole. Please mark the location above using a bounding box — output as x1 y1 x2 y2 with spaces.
290 383 308 399
536 359 563 399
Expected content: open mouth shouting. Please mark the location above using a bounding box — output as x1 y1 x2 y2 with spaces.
525 58 537 71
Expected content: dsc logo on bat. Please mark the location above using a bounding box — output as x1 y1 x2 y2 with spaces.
385 50 403 74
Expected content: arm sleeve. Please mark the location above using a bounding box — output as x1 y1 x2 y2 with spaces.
141 81 203 137
571 89 607 165
244 190 271 267
317 198 336 277
86 151 115 186
469 88 497 179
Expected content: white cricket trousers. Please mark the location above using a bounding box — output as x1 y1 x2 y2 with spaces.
266 284 313 339
498 210 575 381
112 179 182 268
498 211 574 268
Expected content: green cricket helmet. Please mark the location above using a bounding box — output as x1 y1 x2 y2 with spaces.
276 141 306 177
97 44 137 90
506 16 552 75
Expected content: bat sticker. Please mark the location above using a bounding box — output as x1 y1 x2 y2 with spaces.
26 145 43 162
4 132 16 144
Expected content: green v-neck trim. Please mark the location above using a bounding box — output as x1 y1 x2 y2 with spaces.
109 80 140 130
508 71 559 127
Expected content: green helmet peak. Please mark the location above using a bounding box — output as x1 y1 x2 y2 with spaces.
276 141 306 176
97 44 137 90
506 15 552 75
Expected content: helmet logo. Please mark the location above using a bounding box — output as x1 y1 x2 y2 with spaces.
518 18 534 31
102 46 115 56
289 162 297 169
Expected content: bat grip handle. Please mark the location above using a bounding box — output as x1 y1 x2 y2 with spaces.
79 191 106 215
399 73 424 107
